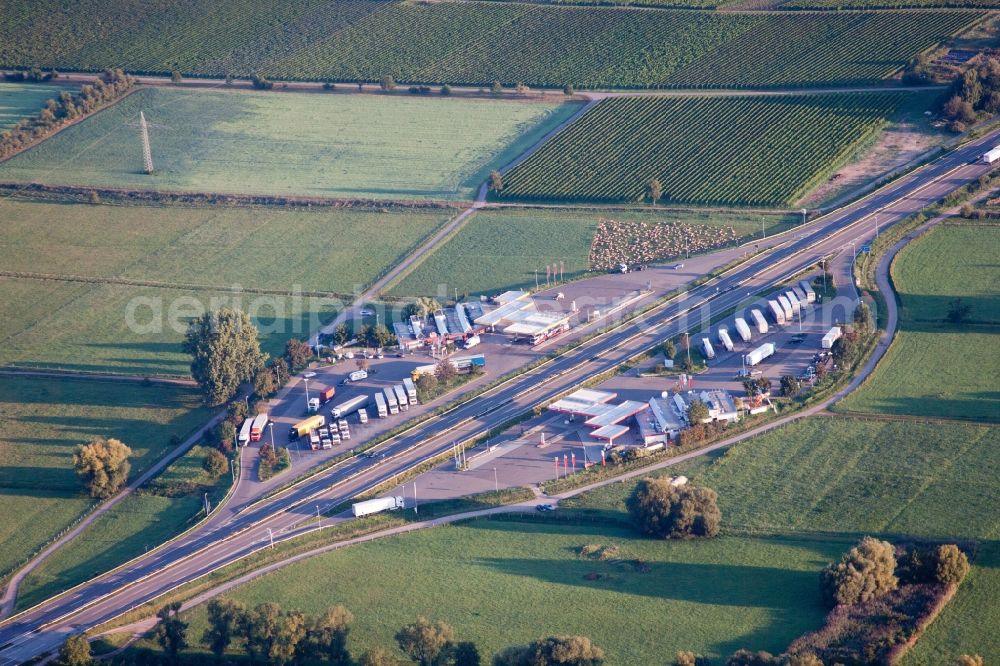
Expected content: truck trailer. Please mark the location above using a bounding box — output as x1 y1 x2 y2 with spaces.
798 280 817 303
331 395 368 419
750 309 769 334
393 384 409 410
320 386 336 403
348 370 368 382
352 496 405 518
717 328 735 352
744 342 776 367
821 326 842 349
734 318 752 343
384 388 399 414
374 392 388 418
402 377 418 403
702 337 716 360
358 408 369 424
289 414 325 440
767 300 786 325
983 145 1000 164
784 291 801 315
777 295 794 321
792 287 808 307
238 418 253 447
250 413 268 442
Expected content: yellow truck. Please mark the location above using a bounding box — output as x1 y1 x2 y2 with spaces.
288 414 325 441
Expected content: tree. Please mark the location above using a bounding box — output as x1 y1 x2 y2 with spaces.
435 359 457 383
490 81 503 95
254 364 278 398
272 357 290 387
725 650 778 666
285 338 313 372
395 616 456 666
214 420 237 454
416 372 438 395
441 84 452 96
171 69 182 83
563 84 575 96
820 536 897 608
496 635 604 666
360 647 402 666
780 375 800 397
154 602 189 661
687 399 709 424
946 298 972 324
202 598 245 658
203 449 228 477
73 437 132 499
489 170 503 193
87 190 100 205
227 400 248 425
183 308 265 405
935 544 970 584
853 301 873 333
59 634 92 666
273 610 307 665
956 656 984 666
381 76 396 91
646 178 662 205
662 339 677 360
785 655 823 666
334 323 350 346
451 641 481 666
673 651 710 666
301 605 354 665
416 297 441 318
626 478 721 539
830 335 857 367
371 323 396 349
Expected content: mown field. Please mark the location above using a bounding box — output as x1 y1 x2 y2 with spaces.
0 200 450 375
500 93 913 206
838 223 1000 421
15 445 230 611
390 208 796 296
0 81 74 130
0 87 574 201
0 376 210 583
0 1 981 89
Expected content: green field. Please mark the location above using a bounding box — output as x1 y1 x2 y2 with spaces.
0 81 74 130
0 200 450 374
839 223 1000 421
0 376 210 581
0 87 575 201
15 445 230 611
390 208 796 296
499 92 914 206
0 2 981 89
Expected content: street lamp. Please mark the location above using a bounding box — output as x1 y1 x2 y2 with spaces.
801 208 807 225
303 371 316 411
493 467 499 493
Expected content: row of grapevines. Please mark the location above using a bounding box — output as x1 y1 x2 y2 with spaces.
499 92 910 206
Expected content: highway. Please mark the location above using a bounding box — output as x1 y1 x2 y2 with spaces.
0 128 996 665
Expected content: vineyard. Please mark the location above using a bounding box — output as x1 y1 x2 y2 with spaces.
498 92 912 206
0 1 982 89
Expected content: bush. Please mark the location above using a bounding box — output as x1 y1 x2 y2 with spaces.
673 651 710 666
934 544 970 584
495 635 604 666
381 76 396 91
626 478 721 539
203 449 228 477
440 84 452 95
820 537 897 608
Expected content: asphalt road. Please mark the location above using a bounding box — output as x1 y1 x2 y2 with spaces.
0 128 996 664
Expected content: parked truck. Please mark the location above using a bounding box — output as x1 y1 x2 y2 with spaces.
320 386 336 403
750 309 769 334
734 318 752 343
701 337 716 360
238 418 253 447
393 384 409 410
982 145 1000 164
821 326 842 349
352 496 405 518
767 300 786 325
289 414 325 440
798 280 817 303
402 377 418 403
384 388 399 414
792 286 809 307
358 408 369 424
464 335 481 349
375 392 388 418
777 295 794 321
744 342 776 367
331 395 369 419
717 328 735 352
250 413 268 442
348 369 368 382
784 291 801 315
309 430 321 451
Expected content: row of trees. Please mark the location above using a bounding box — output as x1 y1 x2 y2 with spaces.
0 69 135 160
940 55 1000 132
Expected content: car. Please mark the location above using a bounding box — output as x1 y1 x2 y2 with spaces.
395 352 405 358
345 352 355 359
535 503 555 512
359 309 374 316
673 263 684 270
376 353 384 359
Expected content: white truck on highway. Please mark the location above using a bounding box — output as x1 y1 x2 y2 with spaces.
352 496 405 517
744 342 776 367
983 146 1000 164
717 328 735 352
734 318 752 343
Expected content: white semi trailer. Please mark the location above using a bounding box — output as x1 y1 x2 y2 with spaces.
702 337 716 360
734 318 752 343
798 280 817 303
352 496 405 517
784 291 801 315
983 146 1000 164
750 309 769 334
374 392 388 418
717 328 735 352
744 342 776 367
821 326 842 349
331 395 368 419
777 295 794 321
767 300 786 325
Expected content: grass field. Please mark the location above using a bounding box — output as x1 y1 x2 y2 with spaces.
390 208 796 296
0 87 575 201
499 92 915 206
0 81 74 130
0 200 450 374
15 446 230 611
0 2 980 89
0 376 210 581
838 223 1000 421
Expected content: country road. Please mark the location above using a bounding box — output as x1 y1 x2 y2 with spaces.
0 120 995 664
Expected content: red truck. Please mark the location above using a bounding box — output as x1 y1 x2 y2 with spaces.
320 386 336 404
